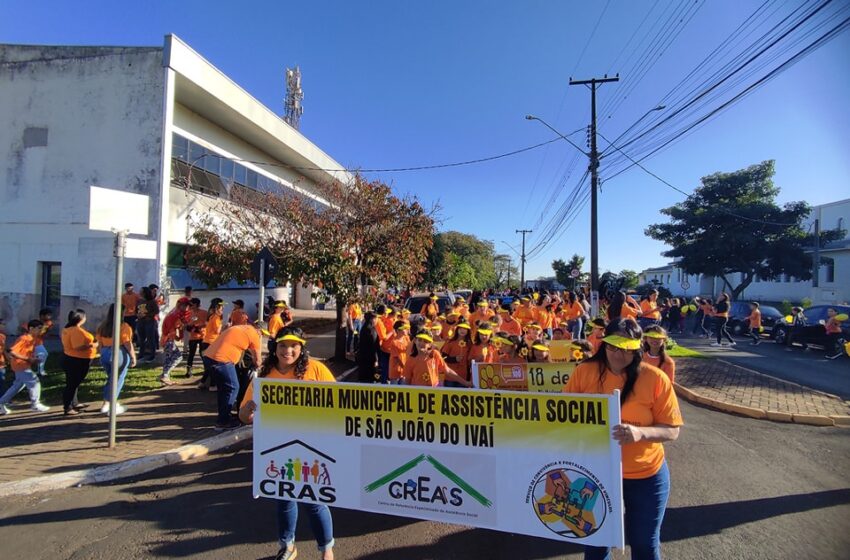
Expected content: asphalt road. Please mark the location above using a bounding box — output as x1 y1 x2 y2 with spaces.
1 401 848 560
675 332 850 399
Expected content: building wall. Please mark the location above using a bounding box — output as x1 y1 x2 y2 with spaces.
0 46 166 328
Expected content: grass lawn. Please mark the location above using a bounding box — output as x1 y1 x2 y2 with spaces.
667 343 707 359
3 354 166 407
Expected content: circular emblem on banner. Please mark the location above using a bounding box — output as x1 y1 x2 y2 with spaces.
529 465 609 539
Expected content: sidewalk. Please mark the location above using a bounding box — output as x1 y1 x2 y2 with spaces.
0 316 343 489
675 357 850 426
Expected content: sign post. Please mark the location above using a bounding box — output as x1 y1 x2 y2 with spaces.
251 246 279 323
89 186 153 448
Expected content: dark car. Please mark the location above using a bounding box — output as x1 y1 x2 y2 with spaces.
728 302 783 337
773 304 850 349
403 293 455 316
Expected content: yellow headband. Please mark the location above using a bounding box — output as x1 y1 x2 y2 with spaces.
456 323 471 330
477 302 488 307
532 344 550 352
397 323 410 331
477 328 493 336
492 336 513 346
603 335 641 350
430 296 438 300
276 334 306 345
416 333 434 343
526 323 541 330
643 331 667 339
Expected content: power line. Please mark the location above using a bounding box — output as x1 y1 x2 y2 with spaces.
571 0 613 77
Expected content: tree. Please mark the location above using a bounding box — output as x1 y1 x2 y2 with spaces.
493 254 518 290
186 175 436 359
422 231 498 290
552 254 586 290
619 270 639 290
646 161 843 300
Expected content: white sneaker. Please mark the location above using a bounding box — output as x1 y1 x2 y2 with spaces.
31 403 50 412
729 342 737 346
114 403 127 415
709 342 721 347
0 404 9 415
100 402 110 414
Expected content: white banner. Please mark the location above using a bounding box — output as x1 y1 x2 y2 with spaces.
252 379 624 547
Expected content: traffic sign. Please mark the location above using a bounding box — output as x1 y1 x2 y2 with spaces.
681 280 691 291
251 246 279 286
570 268 580 278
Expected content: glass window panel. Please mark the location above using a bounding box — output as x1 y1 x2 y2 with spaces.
220 158 234 180
234 164 247 185
189 141 205 166
246 169 258 189
171 134 188 160
203 150 220 174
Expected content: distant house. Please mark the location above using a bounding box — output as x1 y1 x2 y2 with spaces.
638 198 849 303
0 35 350 328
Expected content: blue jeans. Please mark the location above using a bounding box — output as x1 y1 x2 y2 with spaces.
569 318 584 340
346 319 362 353
584 461 670 560
276 500 334 551
208 358 238 423
100 346 131 401
0 369 41 405
138 320 158 360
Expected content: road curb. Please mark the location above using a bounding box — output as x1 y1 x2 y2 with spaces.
673 383 840 427
0 426 253 498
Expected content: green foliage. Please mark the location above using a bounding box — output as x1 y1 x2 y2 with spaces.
801 297 813 309
552 254 586 289
422 231 499 290
779 299 793 315
645 160 843 300
619 269 639 289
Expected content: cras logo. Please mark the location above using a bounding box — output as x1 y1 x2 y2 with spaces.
527 463 611 539
258 439 337 504
364 454 492 509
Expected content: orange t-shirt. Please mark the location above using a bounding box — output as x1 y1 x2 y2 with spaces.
563 301 584 321
825 317 842 334
229 308 249 326
0 332 6 368
565 361 683 479
268 313 284 339
747 309 762 330
203 325 260 365
96 323 133 348
499 319 522 337
204 313 223 344
189 309 208 341
468 342 496 365
122 293 140 317
386 334 411 381
375 317 393 343
700 303 714 317
240 359 335 408
640 300 661 320
588 332 604 355
403 349 449 387
420 302 439 320
642 354 676 384
513 306 535 326
62 326 97 359
10 333 36 372
441 339 471 380
536 310 554 330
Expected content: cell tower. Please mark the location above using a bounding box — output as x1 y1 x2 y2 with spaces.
284 66 304 129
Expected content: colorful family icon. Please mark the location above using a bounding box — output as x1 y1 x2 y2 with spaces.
532 467 605 538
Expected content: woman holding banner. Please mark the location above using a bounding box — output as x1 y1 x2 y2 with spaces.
239 326 335 560
564 318 682 560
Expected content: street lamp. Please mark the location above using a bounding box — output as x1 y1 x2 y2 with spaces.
524 115 588 156
599 105 665 159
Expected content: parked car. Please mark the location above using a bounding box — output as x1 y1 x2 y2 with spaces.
453 289 472 302
773 304 850 349
403 292 456 316
728 302 783 337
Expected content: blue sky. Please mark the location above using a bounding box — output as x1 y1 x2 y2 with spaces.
4 0 849 280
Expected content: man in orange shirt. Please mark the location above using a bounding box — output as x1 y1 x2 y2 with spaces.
185 298 208 377
160 298 191 385
513 297 535 326
469 301 495 336
203 321 263 430
121 283 141 334
0 320 50 413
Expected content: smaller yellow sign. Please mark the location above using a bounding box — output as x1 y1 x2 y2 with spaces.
473 362 577 393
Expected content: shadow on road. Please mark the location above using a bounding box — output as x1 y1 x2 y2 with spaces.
662 488 850 541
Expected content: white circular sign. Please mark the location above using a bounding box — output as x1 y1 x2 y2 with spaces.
681 280 691 290
570 269 580 278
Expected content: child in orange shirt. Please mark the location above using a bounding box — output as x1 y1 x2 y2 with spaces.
746 302 763 346
383 321 411 383
529 343 551 363
642 326 676 383
468 326 497 365
402 333 471 387
0 320 50 413
441 323 472 382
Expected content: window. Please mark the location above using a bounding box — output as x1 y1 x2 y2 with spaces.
234 164 247 185
755 274 760 283
220 158 234 181
189 141 205 166
40 262 61 310
825 260 835 283
172 135 188 160
167 243 188 268
246 169 258 189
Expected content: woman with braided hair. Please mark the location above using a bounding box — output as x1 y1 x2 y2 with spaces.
238 326 336 560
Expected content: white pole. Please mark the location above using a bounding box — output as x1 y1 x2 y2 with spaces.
109 230 126 448
258 258 266 323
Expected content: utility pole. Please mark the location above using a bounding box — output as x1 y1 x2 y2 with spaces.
813 218 820 288
516 229 532 291
570 74 619 315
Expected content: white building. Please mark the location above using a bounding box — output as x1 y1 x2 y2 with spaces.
0 36 350 328
639 198 850 304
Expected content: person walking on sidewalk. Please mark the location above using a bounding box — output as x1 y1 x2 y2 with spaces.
185 298 207 377
159 298 191 386
198 298 224 390
710 293 736 347
95 304 136 415
0 320 51 414
203 322 263 430
239 327 336 560
564 318 683 560
746 302 763 346
61 309 97 416
136 286 159 363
